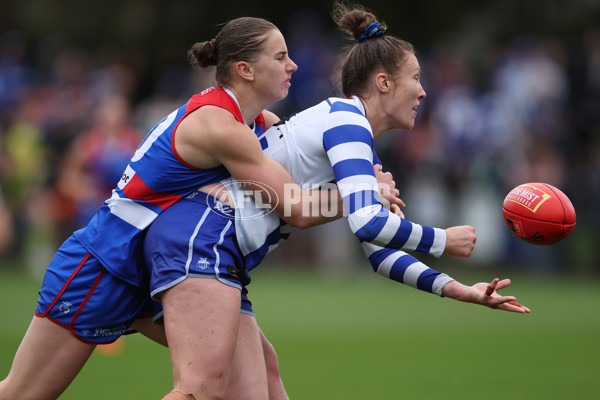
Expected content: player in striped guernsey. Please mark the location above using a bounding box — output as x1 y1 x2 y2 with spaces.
230 4 531 309
0 17 345 400
145 4 530 400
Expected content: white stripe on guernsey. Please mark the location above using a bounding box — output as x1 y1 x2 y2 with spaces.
402 262 429 288
324 110 372 133
432 274 454 296
375 251 405 278
326 142 373 165
131 109 178 162
185 208 212 274
403 223 423 250
212 220 233 279
117 165 136 190
106 191 158 230
348 204 381 234
429 228 447 258
361 242 378 257
373 213 401 246
336 174 378 198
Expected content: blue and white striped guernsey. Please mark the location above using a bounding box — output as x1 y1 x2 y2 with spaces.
232 96 453 295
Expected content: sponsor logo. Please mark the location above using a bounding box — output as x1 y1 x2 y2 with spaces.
81 324 128 338
505 184 551 213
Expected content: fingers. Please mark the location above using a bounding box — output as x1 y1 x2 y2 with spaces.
373 164 382 172
390 204 405 218
498 299 531 314
485 278 513 296
484 278 530 313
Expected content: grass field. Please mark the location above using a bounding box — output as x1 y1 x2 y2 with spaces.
1 265 599 399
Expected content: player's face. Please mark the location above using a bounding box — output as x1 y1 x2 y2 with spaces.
388 53 426 130
252 29 298 104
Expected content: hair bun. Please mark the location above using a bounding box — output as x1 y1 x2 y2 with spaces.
188 39 218 68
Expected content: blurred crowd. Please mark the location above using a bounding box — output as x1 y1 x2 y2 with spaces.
1 10 599 277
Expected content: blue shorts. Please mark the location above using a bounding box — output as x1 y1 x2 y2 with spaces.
35 236 155 344
144 191 254 316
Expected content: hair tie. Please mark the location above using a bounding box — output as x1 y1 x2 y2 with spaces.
357 22 384 43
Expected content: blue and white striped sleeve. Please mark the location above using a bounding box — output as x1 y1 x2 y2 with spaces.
362 242 454 296
323 101 446 257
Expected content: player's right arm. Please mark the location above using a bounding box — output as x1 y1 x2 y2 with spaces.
174 106 342 228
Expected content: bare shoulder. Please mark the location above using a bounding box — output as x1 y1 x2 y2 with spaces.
262 109 281 130
174 105 239 168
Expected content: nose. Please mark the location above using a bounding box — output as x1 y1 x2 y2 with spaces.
288 57 298 73
419 83 426 99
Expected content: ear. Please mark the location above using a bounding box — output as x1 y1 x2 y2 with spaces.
374 73 391 93
234 61 255 82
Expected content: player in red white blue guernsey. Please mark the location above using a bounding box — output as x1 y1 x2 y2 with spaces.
144 8 531 400
0 17 336 400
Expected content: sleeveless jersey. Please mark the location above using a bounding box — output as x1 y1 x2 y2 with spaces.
73 86 265 286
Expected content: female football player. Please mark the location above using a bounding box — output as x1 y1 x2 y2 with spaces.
145 3 530 400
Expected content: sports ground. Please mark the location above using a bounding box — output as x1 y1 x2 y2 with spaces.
1 264 598 399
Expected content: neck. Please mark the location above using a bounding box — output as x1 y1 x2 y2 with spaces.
359 96 388 138
223 85 266 125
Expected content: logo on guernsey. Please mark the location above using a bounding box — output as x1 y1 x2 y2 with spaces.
59 301 73 315
197 257 210 269
206 180 277 220
504 184 551 213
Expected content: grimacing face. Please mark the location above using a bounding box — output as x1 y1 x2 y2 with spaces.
251 29 298 104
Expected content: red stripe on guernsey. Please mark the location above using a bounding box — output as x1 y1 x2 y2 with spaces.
255 112 265 129
171 87 245 169
36 253 91 317
122 173 182 210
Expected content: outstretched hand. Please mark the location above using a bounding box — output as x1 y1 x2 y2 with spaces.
442 278 531 314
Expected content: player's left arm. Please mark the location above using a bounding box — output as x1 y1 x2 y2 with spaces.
362 242 531 313
362 241 453 295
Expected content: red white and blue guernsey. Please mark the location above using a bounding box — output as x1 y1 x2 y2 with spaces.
232 96 454 296
74 86 265 287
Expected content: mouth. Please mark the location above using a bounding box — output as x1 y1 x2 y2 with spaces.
411 104 419 115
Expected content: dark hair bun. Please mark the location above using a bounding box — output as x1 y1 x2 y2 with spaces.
188 39 217 68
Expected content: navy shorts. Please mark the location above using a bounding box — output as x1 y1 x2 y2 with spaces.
144 191 254 316
35 236 154 344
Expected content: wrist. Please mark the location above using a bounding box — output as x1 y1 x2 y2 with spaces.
441 280 465 300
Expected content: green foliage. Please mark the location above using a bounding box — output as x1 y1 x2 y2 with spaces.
1 268 598 399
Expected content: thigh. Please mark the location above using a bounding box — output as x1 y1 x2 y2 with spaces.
36 236 149 343
0 316 95 400
225 313 269 400
161 277 242 395
145 197 250 301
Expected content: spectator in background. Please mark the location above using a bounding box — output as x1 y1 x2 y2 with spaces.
54 94 142 236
